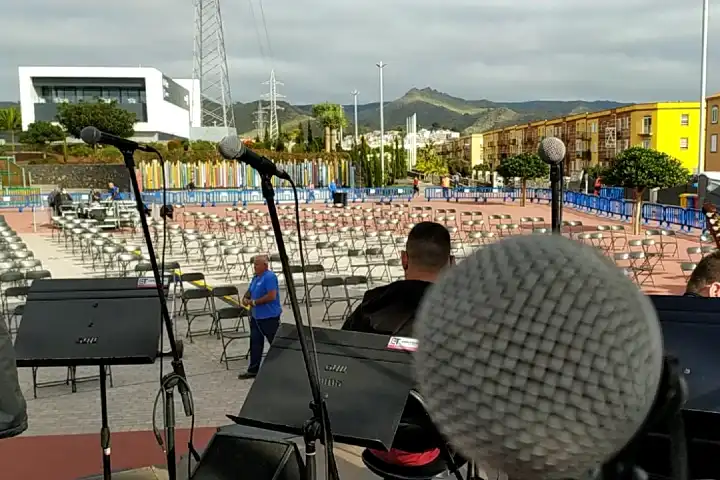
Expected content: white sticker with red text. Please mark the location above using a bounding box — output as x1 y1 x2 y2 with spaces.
387 336 419 352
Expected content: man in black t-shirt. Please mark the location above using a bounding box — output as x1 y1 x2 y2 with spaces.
342 222 453 467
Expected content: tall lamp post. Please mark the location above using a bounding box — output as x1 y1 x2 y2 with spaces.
377 61 386 183
351 90 359 145
698 0 709 176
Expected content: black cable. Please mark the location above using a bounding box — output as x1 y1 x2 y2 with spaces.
289 180 340 480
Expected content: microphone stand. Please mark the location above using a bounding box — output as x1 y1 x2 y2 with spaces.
550 162 563 234
120 148 194 480
258 172 338 480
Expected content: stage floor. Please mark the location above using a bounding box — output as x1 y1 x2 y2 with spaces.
1 427 377 480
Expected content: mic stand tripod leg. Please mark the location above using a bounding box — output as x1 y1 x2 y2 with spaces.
99 364 112 480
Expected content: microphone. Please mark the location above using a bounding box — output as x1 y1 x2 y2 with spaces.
217 136 291 181
80 126 155 153
414 234 664 480
538 137 566 234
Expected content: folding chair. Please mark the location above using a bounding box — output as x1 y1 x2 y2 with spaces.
210 286 251 370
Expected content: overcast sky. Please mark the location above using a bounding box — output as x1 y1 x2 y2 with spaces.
1 0 719 105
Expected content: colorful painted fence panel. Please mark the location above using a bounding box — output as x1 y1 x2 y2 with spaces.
138 159 356 190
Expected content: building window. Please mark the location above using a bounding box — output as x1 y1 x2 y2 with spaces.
681 114 689 126
642 139 651 149
680 137 689 149
713 106 719 124
590 122 597 133
642 116 652 134
711 134 718 153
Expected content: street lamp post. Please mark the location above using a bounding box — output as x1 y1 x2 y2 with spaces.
698 0 709 175
377 61 386 183
351 90 359 145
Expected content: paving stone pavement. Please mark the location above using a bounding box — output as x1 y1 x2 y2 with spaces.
16 229 384 437
11 199 694 438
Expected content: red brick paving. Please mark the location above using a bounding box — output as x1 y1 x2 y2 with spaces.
0 427 216 480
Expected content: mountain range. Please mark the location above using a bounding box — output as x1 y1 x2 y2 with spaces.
233 88 628 137
0 88 629 137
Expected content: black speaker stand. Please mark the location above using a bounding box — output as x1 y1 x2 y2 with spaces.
99 365 112 480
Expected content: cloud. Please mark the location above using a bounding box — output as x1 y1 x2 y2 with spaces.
0 0 718 104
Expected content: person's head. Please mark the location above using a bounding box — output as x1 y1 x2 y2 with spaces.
686 250 720 297
253 254 269 276
60 187 67 194
401 222 452 282
108 182 114 189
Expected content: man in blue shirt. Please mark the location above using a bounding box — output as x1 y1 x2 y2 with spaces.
108 182 121 200
238 255 282 379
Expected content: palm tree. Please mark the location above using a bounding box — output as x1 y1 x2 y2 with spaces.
311 103 348 152
0 107 21 151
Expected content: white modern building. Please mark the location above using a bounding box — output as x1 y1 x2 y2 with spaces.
18 66 201 141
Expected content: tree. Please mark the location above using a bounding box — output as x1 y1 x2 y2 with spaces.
312 103 347 152
495 153 549 206
306 122 314 149
0 107 21 151
416 143 448 177
56 101 135 138
603 146 690 234
19 121 65 159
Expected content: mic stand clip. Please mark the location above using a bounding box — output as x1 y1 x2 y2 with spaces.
302 401 324 480
119 147 194 480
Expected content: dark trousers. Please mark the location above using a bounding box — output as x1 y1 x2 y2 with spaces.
248 316 280 373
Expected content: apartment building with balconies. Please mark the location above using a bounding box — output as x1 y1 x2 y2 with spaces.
480 101 700 175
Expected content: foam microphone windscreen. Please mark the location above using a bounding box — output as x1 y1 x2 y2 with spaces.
414 234 663 480
538 137 566 165
217 135 244 160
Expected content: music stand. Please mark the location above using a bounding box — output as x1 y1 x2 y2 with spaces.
14 278 162 480
229 324 415 450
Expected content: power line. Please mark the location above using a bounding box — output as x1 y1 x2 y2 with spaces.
257 0 274 60
246 0 267 64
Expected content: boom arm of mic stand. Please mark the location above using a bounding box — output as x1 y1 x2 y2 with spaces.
120 149 193 480
258 174 339 480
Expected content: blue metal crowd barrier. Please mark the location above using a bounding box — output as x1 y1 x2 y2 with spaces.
563 191 704 232
138 187 414 207
424 186 552 203
599 187 624 200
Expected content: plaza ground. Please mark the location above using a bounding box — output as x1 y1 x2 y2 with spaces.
0 198 700 479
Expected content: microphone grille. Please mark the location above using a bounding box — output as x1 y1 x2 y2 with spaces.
80 126 101 145
217 135 244 160
538 137 566 165
414 235 663 479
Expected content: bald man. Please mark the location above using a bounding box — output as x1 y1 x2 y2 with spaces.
238 255 282 379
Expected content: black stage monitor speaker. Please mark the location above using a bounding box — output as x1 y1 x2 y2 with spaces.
191 426 306 480
231 325 415 450
637 295 720 479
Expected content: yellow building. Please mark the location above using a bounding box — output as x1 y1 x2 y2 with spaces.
705 93 720 171
480 101 700 174
435 133 484 168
